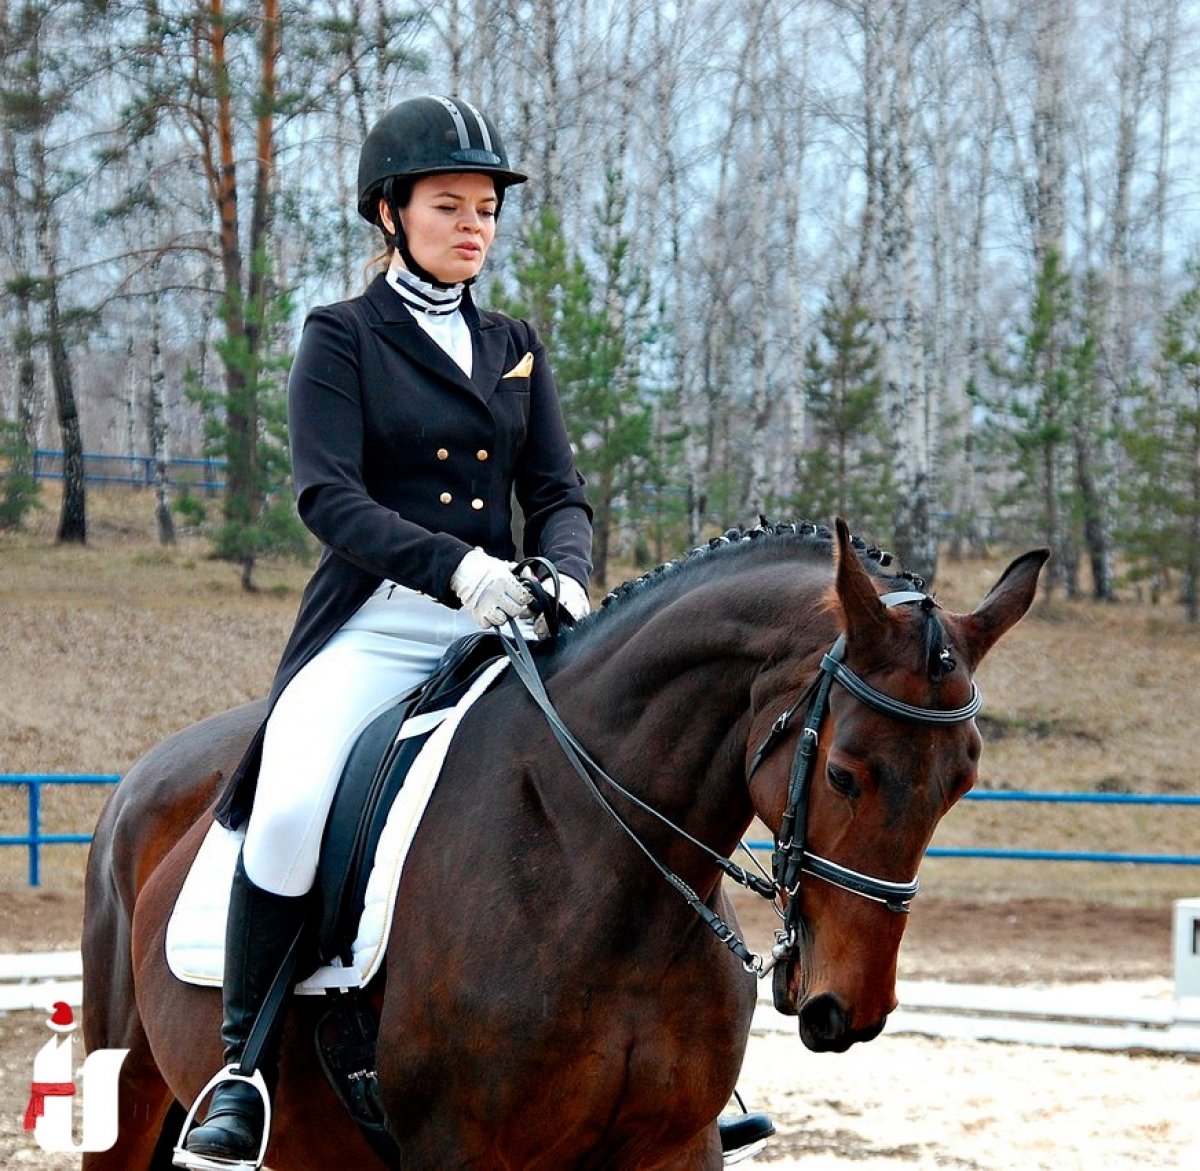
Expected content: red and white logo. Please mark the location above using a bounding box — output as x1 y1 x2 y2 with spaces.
24 1000 129 1154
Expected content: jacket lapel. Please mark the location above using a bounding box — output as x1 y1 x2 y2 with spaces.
467 296 508 403
365 275 506 404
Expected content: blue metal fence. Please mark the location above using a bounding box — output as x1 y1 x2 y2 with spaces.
923 790 1200 866
3 774 1200 888
0 775 120 886
29 449 226 492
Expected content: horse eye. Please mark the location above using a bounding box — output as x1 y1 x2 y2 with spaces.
827 763 861 799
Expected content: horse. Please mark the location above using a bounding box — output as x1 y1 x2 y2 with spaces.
81 519 1046 1170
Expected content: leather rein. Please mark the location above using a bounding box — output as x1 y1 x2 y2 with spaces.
503 572 981 981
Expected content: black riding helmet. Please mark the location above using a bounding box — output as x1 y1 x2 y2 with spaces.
357 95 528 287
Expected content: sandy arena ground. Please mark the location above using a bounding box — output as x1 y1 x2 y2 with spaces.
1 888 1196 1168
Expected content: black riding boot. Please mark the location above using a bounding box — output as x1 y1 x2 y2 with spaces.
179 854 308 1169
718 1110 775 1161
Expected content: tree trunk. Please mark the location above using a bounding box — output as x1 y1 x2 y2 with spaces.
148 258 176 546
200 0 279 589
206 0 254 576
47 285 86 544
1151 0 1179 322
1 282 41 530
877 0 936 580
853 0 882 303
1187 377 1200 624
777 22 809 510
742 1 771 520
949 59 995 560
33 132 84 542
1073 417 1109 601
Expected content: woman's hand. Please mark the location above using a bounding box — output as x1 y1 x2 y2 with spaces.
450 548 532 629
527 573 590 638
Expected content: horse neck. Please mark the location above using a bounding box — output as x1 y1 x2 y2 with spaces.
549 571 836 871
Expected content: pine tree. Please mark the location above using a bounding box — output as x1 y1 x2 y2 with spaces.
797 276 892 534
185 278 310 581
1121 262 1200 622
497 198 652 586
982 251 1080 598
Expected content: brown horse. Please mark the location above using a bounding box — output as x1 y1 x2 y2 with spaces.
82 520 1046 1170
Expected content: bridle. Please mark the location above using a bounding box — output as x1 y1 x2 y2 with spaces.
743 590 981 997
502 575 981 981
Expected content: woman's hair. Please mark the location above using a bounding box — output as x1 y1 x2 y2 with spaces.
361 175 415 285
364 244 393 286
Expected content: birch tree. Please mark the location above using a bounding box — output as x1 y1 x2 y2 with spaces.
876 0 937 578
648 0 706 543
1 0 90 543
740 0 773 521
0 8 40 530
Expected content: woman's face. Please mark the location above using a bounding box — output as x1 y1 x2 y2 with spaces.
385 172 498 283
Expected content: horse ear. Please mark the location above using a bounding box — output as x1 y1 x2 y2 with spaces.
958 548 1050 669
834 517 889 642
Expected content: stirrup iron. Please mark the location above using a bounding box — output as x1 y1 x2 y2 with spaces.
172 1064 271 1171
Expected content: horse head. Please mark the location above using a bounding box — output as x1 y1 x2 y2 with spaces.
748 519 1047 1052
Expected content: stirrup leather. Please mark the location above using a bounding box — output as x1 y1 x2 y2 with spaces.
172 1065 272 1171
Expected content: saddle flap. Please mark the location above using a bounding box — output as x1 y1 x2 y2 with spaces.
313 633 508 965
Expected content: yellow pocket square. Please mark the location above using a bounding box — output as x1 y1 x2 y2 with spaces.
502 352 534 379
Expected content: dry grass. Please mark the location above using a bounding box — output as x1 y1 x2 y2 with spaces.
1 485 1198 903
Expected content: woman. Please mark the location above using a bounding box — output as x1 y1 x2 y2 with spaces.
177 94 593 1168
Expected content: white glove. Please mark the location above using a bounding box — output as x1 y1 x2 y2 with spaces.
527 572 591 638
450 548 532 629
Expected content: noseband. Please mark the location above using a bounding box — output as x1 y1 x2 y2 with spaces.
744 590 981 996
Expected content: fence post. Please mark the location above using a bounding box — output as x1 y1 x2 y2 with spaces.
27 780 40 888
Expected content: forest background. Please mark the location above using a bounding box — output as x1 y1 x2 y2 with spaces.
3 0 1200 615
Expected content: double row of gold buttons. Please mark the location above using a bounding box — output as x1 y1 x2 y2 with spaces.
437 447 489 510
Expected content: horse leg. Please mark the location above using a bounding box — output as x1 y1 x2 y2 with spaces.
82 812 180 1170
78 959 179 1171
76 1002 178 1171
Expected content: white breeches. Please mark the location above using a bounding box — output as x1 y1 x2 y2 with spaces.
242 583 496 895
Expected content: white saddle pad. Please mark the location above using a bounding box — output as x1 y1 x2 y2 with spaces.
166 657 509 994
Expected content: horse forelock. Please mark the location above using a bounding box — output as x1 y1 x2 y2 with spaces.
918 603 958 680
876 603 978 719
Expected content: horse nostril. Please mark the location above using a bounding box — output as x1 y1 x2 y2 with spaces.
797 993 849 1052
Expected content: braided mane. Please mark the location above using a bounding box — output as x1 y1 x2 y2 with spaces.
537 519 929 671
600 518 922 610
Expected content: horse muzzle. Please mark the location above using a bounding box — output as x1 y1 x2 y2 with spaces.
796 992 887 1052
773 953 891 1052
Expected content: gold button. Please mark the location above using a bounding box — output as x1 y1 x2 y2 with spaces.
437 448 449 460
439 492 452 505
471 498 484 511
476 449 489 461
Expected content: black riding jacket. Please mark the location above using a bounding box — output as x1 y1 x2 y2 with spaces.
214 274 592 828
